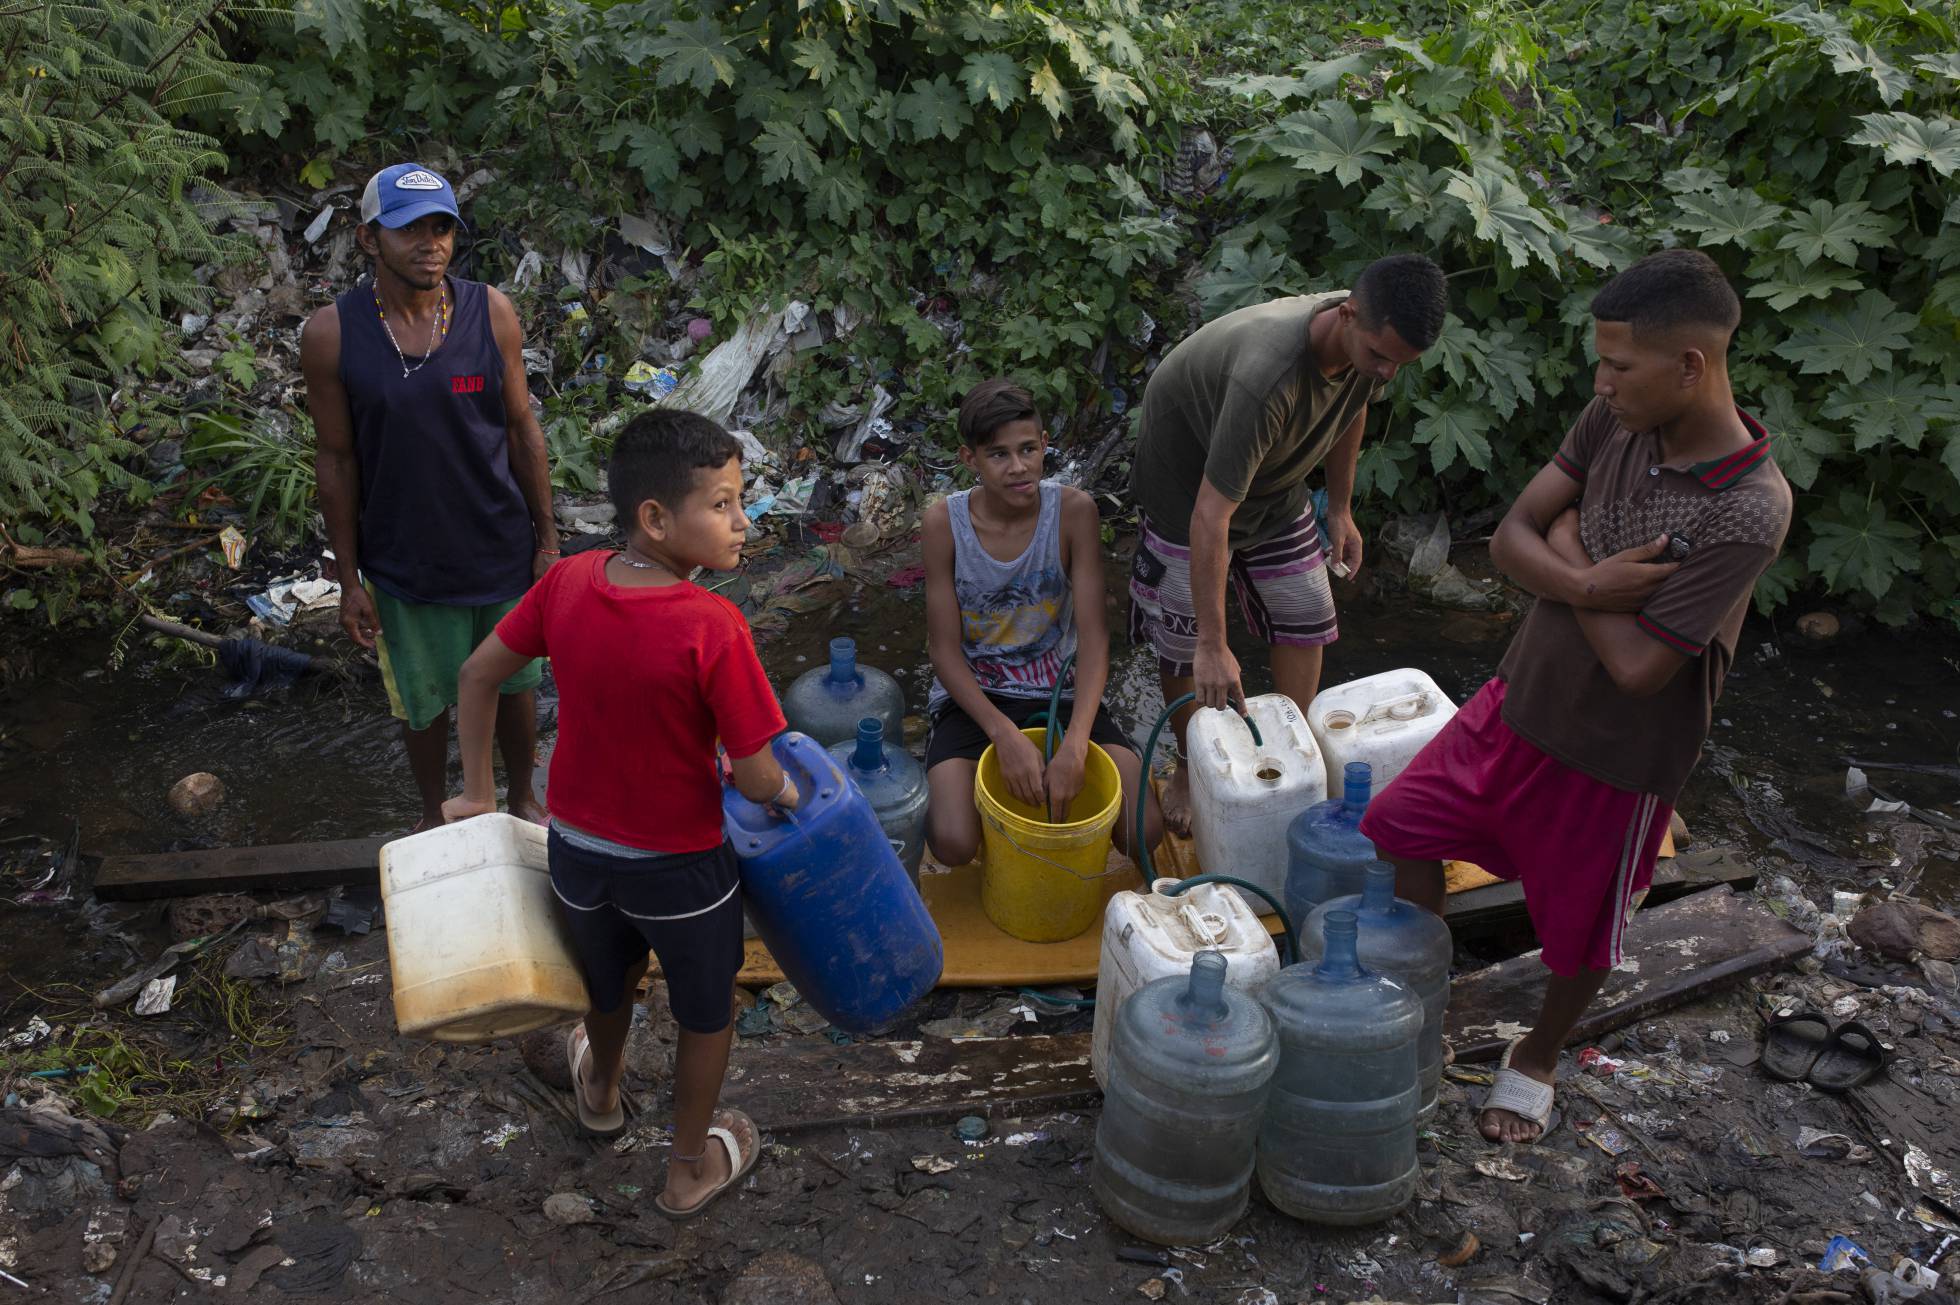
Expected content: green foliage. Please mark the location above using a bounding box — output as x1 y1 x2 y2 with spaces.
0 2 252 538
228 0 1183 433
1199 0 1960 623
186 411 318 544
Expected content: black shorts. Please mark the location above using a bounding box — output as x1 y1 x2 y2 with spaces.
547 829 742 1034
924 692 1133 771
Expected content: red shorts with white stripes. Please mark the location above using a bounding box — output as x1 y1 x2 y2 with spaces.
1128 510 1337 677
1359 677 1670 976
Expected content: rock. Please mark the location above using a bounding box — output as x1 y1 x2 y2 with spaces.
518 1024 573 1090
1848 901 1960 962
720 1250 839 1305
168 772 226 817
1795 611 1839 642
542 1192 598 1225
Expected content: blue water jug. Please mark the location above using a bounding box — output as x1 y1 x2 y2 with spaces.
1258 910 1420 1226
829 717 929 885
1284 761 1376 922
724 732 942 1033
1299 862 1451 1120
782 637 906 749
1092 950 1278 1246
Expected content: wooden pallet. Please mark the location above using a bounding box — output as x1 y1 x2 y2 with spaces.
93 837 389 900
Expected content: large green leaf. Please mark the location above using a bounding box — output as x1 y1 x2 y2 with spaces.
1756 384 1838 490
789 37 839 85
1088 66 1144 118
1823 38 1911 104
958 52 1022 110
1196 243 1299 316
1820 371 1944 450
1746 261 1863 311
753 121 819 187
1808 490 1921 600
1670 186 1785 248
1208 53 1377 102
898 74 973 143
1412 397 1495 472
1356 440 1416 499
1773 198 1896 266
808 167 869 226
293 0 365 58
1915 52 1960 84
228 82 289 138
1848 112 1960 176
1443 167 1559 271
1268 102 1398 187
1029 61 1069 120
1774 291 1918 384
1360 160 1455 240
648 18 740 92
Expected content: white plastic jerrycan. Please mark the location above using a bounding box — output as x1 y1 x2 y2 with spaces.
1092 877 1280 1088
1186 693 1326 913
379 813 589 1042
1307 669 1458 796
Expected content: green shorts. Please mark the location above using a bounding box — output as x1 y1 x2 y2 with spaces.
369 584 543 731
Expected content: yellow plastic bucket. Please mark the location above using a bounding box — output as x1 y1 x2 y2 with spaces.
976 727 1121 943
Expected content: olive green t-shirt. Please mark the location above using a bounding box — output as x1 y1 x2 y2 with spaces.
1130 291 1384 548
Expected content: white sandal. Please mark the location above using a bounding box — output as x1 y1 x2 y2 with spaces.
655 1108 761 1220
1479 1037 1558 1145
566 1023 625 1137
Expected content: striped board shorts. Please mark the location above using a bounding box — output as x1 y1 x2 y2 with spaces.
1127 510 1337 677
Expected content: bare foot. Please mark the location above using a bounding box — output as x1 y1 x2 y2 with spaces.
1479 1038 1555 1144
509 796 550 827
1159 766 1193 838
661 1109 751 1215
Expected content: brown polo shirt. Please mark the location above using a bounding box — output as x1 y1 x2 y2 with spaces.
1497 397 1792 802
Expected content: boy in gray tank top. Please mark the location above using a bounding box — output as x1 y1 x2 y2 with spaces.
922 379 1163 869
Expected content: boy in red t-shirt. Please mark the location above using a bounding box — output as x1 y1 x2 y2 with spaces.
444 409 794 1220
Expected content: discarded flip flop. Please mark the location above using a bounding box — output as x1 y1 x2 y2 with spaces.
1478 1037 1560 1146
566 1023 625 1137
1808 1019 1887 1094
655 1107 761 1221
1760 1007 1832 1083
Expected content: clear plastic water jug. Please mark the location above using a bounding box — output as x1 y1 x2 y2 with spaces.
1186 694 1326 915
1092 950 1278 1246
1258 910 1421 1226
1299 862 1450 1120
1284 761 1377 922
829 717 929 885
782 637 906 749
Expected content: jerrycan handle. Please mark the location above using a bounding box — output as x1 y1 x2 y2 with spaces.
1178 900 1227 947
1359 691 1430 728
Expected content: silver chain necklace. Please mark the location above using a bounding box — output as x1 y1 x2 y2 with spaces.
373 280 448 379
614 548 671 573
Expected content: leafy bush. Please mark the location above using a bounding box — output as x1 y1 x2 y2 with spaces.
1199 0 1960 624
0 2 252 538
226 0 1184 423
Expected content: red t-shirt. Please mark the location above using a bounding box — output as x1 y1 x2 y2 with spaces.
496 551 786 852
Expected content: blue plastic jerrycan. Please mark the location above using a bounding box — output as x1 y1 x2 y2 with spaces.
1284 761 1377 923
782 637 906 749
828 717 929 885
724 731 942 1034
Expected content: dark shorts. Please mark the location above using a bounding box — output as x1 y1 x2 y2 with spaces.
925 692 1133 771
546 830 743 1034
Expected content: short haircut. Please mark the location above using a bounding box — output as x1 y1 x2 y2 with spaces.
1351 254 1449 350
1591 248 1741 339
608 408 741 524
957 378 1041 448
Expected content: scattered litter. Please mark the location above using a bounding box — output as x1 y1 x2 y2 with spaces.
1001 1131 1050 1147
1797 1128 1872 1162
1438 1231 1481 1268
1137 1279 1166 1301
302 204 334 244
834 383 896 464
662 305 787 427
1820 1234 1870 1272
955 1116 989 1143
133 975 177 1016
1578 1047 1624 1077
481 1121 526 1150
1745 1247 1780 1267
245 573 339 626
1583 1126 1633 1157
911 1155 958 1175
1906 1145 1957 1199
1615 1161 1666 1201
1473 1155 1531 1182
218 524 248 568
5 1016 50 1048
623 361 680 398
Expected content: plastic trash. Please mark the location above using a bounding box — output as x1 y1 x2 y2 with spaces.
662 305 787 427
1092 951 1278 1245
623 361 679 398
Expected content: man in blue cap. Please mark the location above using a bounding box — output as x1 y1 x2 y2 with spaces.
302 163 559 831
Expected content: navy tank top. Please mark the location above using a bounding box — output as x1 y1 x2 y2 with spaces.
336 275 533 606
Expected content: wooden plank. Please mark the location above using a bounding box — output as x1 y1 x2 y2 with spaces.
721 1033 1097 1134
1444 846 1758 937
1445 886 1807 1064
93 836 390 900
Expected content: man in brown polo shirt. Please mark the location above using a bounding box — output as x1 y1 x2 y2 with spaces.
1359 249 1793 1145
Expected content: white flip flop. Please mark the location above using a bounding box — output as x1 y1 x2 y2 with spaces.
1479 1036 1559 1145
565 1023 625 1137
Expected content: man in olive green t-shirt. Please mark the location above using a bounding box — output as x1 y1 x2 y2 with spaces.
1128 254 1447 833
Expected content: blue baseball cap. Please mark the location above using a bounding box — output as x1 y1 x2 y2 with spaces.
359 162 466 230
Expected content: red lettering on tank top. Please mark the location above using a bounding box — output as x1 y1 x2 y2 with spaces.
450 374 485 394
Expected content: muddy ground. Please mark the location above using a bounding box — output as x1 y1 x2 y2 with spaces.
2 544 1958 1303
